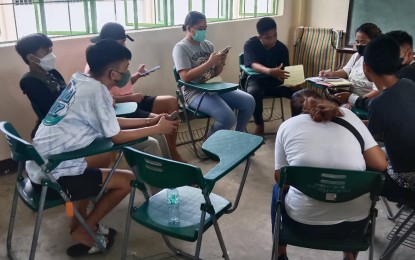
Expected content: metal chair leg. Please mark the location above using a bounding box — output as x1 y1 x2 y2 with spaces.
380 208 415 260
279 97 285 122
121 186 136 260
7 180 20 259
162 235 200 260
28 184 48 260
382 197 405 221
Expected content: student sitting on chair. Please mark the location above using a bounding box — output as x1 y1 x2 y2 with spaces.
319 23 382 99
172 11 255 138
86 22 185 162
362 36 415 202
26 39 179 257
243 17 296 136
271 89 387 260
15 33 115 168
15 33 66 138
334 30 415 111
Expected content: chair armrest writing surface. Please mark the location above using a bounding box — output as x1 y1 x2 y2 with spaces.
47 137 147 171
115 102 138 116
178 80 238 93
239 64 268 79
202 130 263 183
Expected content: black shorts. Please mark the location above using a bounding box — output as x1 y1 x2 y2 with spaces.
126 95 156 118
31 168 102 201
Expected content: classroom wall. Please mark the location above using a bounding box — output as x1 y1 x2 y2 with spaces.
304 0 350 31
0 0 306 160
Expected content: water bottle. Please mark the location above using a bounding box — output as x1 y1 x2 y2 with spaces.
167 188 180 224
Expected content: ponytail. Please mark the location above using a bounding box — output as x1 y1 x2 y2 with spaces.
303 97 344 122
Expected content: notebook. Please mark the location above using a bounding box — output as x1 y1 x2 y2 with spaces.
282 65 305 87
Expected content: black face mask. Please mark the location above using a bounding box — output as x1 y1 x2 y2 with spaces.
357 45 366 56
399 58 407 70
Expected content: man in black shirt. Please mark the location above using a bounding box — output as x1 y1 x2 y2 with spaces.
364 36 415 201
15 33 66 137
243 17 294 136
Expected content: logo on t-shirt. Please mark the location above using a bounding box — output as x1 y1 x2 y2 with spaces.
43 79 76 126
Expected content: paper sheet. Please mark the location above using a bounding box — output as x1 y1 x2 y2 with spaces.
306 76 351 87
282 65 305 87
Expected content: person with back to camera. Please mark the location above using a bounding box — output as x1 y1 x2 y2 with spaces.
243 17 297 136
87 22 185 162
271 89 387 260
319 23 382 101
362 36 415 203
172 11 255 138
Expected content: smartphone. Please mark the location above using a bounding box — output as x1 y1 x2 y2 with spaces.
138 65 161 76
168 111 180 121
220 46 231 54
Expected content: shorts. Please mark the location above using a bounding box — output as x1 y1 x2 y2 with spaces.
31 168 102 201
126 95 156 118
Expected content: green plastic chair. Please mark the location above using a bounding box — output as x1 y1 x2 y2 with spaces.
173 67 238 158
121 130 263 259
0 121 145 260
239 53 285 123
272 166 385 260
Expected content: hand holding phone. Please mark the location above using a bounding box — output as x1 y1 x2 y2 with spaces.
138 65 161 76
219 46 231 54
168 111 180 121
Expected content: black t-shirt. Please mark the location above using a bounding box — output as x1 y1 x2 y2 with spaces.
20 69 66 118
368 78 415 172
19 69 66 137
355 63 415 111
396 62 415 82
243 36 289 85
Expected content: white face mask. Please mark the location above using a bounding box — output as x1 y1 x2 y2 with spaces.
36 52 56 71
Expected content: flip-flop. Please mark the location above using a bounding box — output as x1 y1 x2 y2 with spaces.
66 234 114 257
97 223 117 237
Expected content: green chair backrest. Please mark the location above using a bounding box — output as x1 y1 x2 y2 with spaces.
279 166 384 203
173 67 181 83
0 121 45 166
123 147 206 189
239 53 244 65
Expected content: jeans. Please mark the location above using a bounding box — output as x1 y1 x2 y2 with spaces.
190 89 255 137
246 78 294 125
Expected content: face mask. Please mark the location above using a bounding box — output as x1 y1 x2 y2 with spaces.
192 29 206 42
356 45 366 56
36 52 56 71
113 69 131 88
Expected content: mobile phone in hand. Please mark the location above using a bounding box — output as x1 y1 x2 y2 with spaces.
138 65 161 76
220 46 231 54
168 111 180 121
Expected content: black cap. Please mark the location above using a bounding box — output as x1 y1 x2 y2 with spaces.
90 22 134 43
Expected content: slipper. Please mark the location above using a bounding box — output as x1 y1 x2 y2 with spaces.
66 234 114 257
97 223 117 238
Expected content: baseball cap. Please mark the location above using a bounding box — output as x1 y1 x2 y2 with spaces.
90 22 134 43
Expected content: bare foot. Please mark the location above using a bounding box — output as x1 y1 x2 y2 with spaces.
70 226 95 247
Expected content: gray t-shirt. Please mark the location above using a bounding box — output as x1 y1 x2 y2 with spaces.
26 72 120 184
172 38 216 104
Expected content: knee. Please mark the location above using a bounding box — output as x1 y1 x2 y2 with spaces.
217 111 237 129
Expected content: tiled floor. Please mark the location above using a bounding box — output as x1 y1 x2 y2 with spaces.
0 99 414 259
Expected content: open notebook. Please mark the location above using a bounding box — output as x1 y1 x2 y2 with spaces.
282 65 305 87
306 76 352 87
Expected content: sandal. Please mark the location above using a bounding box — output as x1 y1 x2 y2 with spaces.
97 223 117 238
66 233 114 257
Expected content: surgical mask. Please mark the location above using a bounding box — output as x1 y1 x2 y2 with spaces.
36 52 56 71
356 45 366 56
113 69 131 88
192 29 206 42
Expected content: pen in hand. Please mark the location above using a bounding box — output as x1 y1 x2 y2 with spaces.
319 69 331 78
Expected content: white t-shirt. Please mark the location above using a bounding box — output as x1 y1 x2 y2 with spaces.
26 73 120 184
275 108 377 225
343 53 376 97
